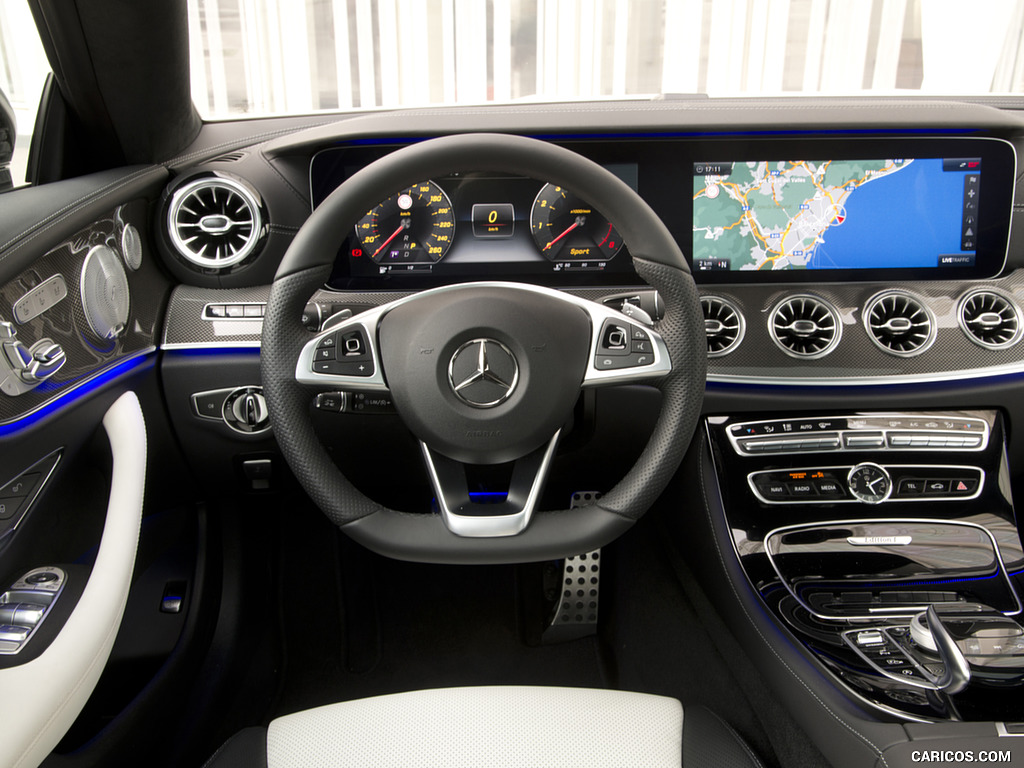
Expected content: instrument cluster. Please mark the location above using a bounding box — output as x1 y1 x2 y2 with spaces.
323 167 641 289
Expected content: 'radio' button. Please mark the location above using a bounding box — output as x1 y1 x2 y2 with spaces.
787 482 818 497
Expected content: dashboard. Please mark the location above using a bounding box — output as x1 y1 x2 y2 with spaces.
6 97 1024 764
145 107 1024 731
144 122 1024 400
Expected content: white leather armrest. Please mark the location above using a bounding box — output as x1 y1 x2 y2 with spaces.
0 391 146 768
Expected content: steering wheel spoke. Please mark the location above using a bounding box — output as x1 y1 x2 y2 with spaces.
422 429 562 538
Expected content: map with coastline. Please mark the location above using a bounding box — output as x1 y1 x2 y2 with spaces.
693 159 915 271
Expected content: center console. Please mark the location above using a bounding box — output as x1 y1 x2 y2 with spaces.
706 410 1024 721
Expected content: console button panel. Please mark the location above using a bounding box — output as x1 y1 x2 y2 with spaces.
842 625 943 689
749 465 983 505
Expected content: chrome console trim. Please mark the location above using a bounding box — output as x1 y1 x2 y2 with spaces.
763 517 1023 621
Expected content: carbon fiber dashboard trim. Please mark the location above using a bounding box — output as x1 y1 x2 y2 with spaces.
0 201 167 425
163 274 1024 387
705 269 1024 384
161 286 641 348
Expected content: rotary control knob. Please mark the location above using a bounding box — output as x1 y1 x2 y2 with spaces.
847 463 892 504
222 387 270 434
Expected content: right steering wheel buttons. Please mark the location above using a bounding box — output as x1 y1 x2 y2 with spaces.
595 320 654 369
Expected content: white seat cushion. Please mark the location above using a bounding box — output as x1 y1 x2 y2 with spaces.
267 686 683 768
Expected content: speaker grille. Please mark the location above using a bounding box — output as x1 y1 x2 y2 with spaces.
167 176 262 269
769 295 841 358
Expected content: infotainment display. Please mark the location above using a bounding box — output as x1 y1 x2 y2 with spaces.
690 139 1014 282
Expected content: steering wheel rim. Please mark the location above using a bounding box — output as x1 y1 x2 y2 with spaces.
261 133 705 564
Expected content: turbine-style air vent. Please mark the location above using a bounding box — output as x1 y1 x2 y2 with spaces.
959 290 1023 349
769 295 841 358
864 291 935 356
701 295 745 357
167 176 263 270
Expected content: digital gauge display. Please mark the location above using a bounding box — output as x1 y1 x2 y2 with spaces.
530 184 623 262
355 180 455 264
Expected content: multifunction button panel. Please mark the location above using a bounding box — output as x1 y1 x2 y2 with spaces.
310 327 375 377
728 414 988 456
749 464 983 505
594 319 656 371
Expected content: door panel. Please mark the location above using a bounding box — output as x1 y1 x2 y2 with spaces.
0 166 175 767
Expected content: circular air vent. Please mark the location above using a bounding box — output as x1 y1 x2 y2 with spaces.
701 295 745 357
769 295 841 359
167 176 263 269
863 291 935 357
958 290 1023 349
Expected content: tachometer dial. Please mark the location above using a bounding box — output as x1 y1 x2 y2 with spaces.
530 184 623 262
355 181 455 264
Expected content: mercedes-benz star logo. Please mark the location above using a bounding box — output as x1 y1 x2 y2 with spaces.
448 339 519 408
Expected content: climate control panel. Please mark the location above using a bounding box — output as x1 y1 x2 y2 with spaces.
727 414 988 456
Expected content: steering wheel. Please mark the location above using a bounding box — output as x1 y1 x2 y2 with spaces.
261 134 705 564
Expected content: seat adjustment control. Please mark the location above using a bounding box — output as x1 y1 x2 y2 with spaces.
0 322 66 396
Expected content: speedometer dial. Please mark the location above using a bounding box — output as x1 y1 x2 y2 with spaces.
355 180 455 264
530 184 624 261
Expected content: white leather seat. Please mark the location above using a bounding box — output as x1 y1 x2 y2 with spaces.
203 686 764 768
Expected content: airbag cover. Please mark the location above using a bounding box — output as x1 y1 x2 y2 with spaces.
378 286 590 464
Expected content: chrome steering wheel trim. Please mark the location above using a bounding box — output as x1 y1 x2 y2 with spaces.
295 282 671 391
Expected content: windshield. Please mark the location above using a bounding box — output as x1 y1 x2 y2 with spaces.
187 0 1024 119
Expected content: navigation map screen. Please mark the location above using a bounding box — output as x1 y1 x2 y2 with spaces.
692 156 991 276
